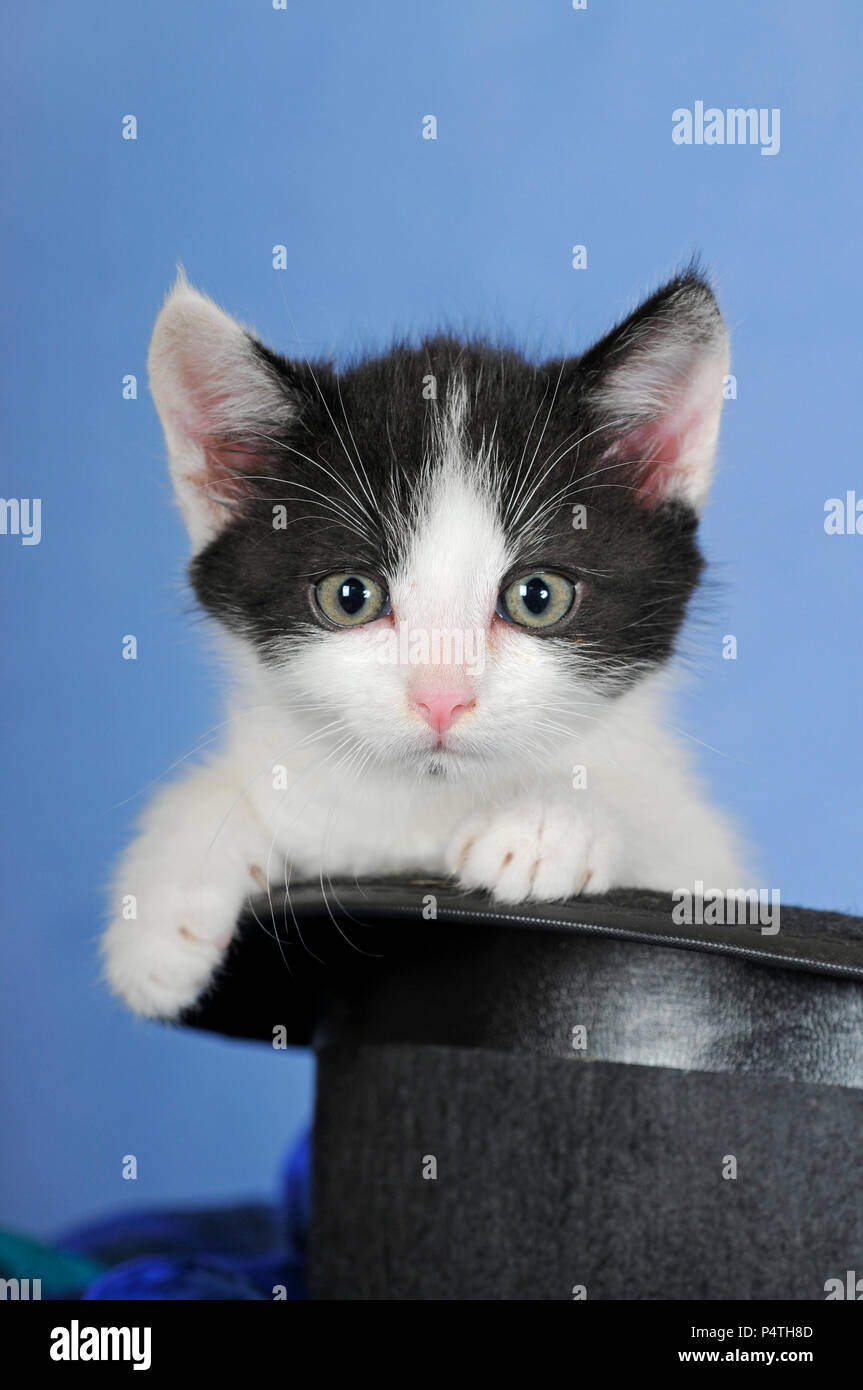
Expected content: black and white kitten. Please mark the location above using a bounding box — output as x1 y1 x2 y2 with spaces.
104 269 746 1017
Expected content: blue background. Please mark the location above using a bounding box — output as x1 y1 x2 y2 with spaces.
2 1 861 1236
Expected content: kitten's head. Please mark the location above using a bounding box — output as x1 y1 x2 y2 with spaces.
149 269 729 779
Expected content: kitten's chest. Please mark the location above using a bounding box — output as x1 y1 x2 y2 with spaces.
246 751 469 876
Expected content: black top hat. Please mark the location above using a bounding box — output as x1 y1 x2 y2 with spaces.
183 882 863 1301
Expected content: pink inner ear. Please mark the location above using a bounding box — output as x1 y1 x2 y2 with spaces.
605 372 719 508
198 437 261 507
610 416 689 507
175 361 261 506
599 343 726 511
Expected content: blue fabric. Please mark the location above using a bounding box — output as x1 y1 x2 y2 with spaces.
54 1129 310 1301
82 1256 269 1301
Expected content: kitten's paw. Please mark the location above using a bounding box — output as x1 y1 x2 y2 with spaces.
448 801 620 905
103 876 242 1020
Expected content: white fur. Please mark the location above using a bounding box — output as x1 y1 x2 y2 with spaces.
104 657 746 1017
104 301 747 1018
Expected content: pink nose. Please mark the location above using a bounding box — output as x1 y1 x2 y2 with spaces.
413 688 476 737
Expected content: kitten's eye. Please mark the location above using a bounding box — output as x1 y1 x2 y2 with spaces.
497 571 576 629
314 572 390 627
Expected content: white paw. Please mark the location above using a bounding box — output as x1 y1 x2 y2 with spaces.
103 874 245 1020
447 801 621 905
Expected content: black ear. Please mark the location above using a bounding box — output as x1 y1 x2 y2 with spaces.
575 271 730 512
148 274 299 550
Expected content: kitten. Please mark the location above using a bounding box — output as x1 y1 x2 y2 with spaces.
104 269 747 1018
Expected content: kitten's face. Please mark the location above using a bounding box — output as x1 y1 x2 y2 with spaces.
151 273 728 779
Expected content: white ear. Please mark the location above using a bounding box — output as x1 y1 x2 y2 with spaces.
587 275 730 513
148 274 294 550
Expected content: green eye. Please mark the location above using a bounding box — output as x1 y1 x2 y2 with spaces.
497 571 576 629
314 572 390 627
